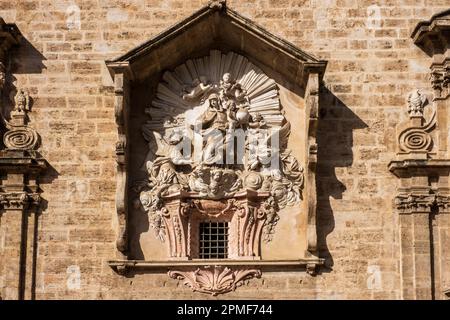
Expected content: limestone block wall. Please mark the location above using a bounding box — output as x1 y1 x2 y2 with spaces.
0 0 449 299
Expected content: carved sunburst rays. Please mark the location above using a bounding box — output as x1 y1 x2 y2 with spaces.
145 50 284 133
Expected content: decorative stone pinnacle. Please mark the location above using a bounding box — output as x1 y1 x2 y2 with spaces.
407 89 427 118
208 0 226 10
14 89 30 113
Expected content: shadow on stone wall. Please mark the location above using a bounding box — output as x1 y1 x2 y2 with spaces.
11 37 46 74
316 87 367 271
1 37 46 118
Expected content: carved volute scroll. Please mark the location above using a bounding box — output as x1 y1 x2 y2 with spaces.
106 0 327 295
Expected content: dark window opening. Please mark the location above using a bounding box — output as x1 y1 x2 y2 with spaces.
199 221 229 259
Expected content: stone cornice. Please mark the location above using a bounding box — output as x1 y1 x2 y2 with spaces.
389 159 450 178
108 258 325 275
412 9 450 52
0 150 48 175
394 192 450 214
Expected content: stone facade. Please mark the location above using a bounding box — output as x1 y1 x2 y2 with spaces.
0 0 449 300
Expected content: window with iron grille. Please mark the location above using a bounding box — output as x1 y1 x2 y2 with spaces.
199 221 229 259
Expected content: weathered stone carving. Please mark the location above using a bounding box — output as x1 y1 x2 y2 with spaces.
137 50 304 245
13 89 30 113
260 196 279 243
2 89 39 151
208 0 226 10
395 192 450 212
0 192 41 210
168 265 261 296
138 191 270 260
398 120 434 153
397 89 435 155
407 89 427 118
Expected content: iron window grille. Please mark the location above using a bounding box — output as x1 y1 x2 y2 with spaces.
199 221 229 259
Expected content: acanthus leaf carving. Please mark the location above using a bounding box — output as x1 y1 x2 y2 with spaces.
168 265 261 296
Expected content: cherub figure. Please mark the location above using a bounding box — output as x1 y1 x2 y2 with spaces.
234 84 248 103
182 76 212 101
246 114 271 171
188 165 209 196
209 169 223 196
248 113 267 129
220 73 235 95
225 100 238 130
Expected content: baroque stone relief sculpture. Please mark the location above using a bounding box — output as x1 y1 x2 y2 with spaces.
134 50 304 247
106 0 326 295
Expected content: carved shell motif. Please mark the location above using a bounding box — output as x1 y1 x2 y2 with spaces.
168 266 261 296
144 49 284 134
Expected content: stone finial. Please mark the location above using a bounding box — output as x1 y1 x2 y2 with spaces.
3 88 39 150
14 89 30 113
407 89 427 118
208 0 226 10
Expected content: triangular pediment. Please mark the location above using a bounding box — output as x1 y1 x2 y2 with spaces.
106 1 326 86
